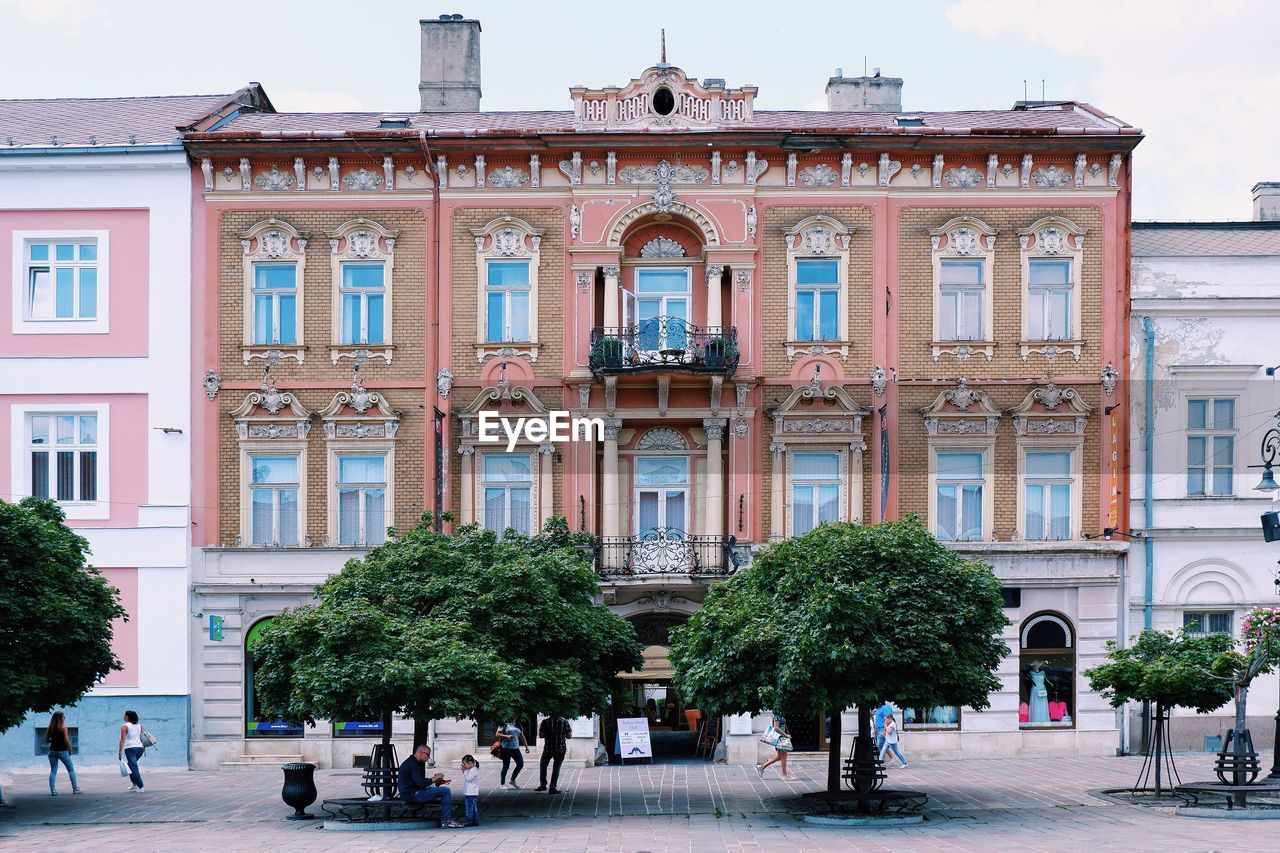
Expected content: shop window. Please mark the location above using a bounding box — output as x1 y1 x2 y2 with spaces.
1186 397 1235 496
333 718 385 738
1183 610 1233 637
1019 612 1075 729
34 726 79 755
245 618 304 737
476 714 537 748
902 707 960 731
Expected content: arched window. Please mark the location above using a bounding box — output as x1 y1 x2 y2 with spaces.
244 618 304 738
1019 612 1075 730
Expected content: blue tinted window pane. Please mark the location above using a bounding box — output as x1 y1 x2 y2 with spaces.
960 485 983 539
1187 468 1206 495
55 268 76 317
1026 484 1045 540
255 265 296 289
487 261 529 286
366 294 384 343
818 290 838 339
817 485 840 524
1187 399 1207 430
278 295 296 344
1187 436 1206 466
55 244 75 261
79 243 97 261
796 291 815 340
1029 259 1071 285
79 268 97 318
936 484 956 540
508 291 530 341
343 264 383 288
30 244 49 261
793 487 815 535
937 452 983 480
484 454 532 482
636 268 688 293
342 294 361 343
1049 484 1071 539
1213 399 1234 429
253 295 273 343
940 259 983 286
486 292 505 341
338 455 385 483
796 259 839 285
793 453 840 480
252 457 297 484
635 456 689 485
1027 451 1071 479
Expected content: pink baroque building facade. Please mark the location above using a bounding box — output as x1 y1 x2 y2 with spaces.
184 17 1141 768
0 89 268 768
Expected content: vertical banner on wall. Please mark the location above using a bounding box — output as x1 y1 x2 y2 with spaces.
1108 409 1120 529
879 406 889 518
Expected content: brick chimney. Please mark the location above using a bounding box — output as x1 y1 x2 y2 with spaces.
419 15 481 113
1253 182 1280 222
825 68 903 113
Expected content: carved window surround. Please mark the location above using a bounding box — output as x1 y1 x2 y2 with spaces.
455 385 554 531
472 216 543 364
328 219 399 365
230 387 313 547
319 386 400 547
767 380 870 540
784 215 853 364
1019 216 1087 363
930 216 996 364
920 380 1001 542
1010 383 1091 541
240 219 308 365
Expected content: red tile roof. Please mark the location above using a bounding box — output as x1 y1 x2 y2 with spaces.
0 94 239 149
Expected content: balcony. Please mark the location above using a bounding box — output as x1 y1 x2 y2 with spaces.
589 318 739 376
594 527 741 579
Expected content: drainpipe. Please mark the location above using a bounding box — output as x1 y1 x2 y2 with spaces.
419 130 444 531
1140 314 1156 755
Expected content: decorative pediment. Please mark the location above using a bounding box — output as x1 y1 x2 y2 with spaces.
456 384 550 440
771 379 871 438
920 379 1001 436
1011 381 1091 436
472 216 543 257
638 236 686 259
230 385 312 441
930 216 997 255
240 218 307 259
570 64 757 130
786 214 852 256
328 218 398 259
636 427 688 451
320 384 400 440
1019 216 1086 256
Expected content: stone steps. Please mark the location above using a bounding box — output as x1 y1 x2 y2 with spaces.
218 754 304 772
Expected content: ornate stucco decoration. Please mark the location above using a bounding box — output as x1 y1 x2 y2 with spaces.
1101 362 1118 397
436 368 454 399
1074 153 1087 188
799 164 839 187
1020 154 1033 188
1031 164 1073 188
637 427 688 451
570 64 757 130
488 165 529 189
929 216 998 363
558 152 582 185
878 153 901 187
735 270 752 294
1011 382 1091 437
607 201 719 247
200 158 213 191
606 152 617 185
986 154 999 188
383 156 396 191
920 379 1001 437
932 154 945 188
342 168 383 191
710 151 721 184
294 158 307 192
203 370 221 401
786 153 797 187
746 205 757 239
746 151 768 185
840 153 852 187
944 165 984 188
239 158 251 191
870 366 888 397
575 271 592 293
320 383 400 440
230 377 313 442
639 237 686 258
619 161 708 185
456 384 551 447
529 154 540 187
1108 153 1122 187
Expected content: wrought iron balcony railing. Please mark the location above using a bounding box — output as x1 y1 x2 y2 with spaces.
589 317 739 376
594 527 741 579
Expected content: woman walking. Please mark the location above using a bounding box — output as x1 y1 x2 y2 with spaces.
46 712 81 795
756 712 794 781
878 714 909 769
496 720 529 789
118 710 145 792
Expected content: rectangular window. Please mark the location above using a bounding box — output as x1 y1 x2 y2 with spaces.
28 413 98 502
1187 398 1234 496
1183 611 1234 637
902 707 960 731
936 451 983 541
482 453 532 536
336 455 387 546
249 456 299 546
26 241 98 321
339 263 385 345
795 259 839 341
792 452 841 536
252 264 297 345
486 261 531 343
939 259 984 341
1028 259 1073 341
1025 451 1072 541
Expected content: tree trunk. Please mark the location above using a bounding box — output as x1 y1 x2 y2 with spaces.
1152 701 1164 797
827 710 842 793
382 707 394 756
1234 682 1249 805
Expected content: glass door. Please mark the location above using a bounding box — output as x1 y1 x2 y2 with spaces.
634 268 690 355
633 456 691 572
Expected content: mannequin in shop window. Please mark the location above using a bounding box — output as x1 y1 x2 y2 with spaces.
1028 663 1051 724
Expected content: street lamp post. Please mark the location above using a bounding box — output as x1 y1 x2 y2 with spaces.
1252 414 1280 781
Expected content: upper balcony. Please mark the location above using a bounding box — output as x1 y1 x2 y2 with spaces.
593 527 742 580
589 317 739 377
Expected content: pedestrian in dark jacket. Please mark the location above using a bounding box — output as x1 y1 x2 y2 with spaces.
536 715 573 794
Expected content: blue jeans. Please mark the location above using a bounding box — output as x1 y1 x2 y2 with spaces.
879 742 907 765
48 750 79 792
464 794 479 825
124 747 145 789
403 785 453 826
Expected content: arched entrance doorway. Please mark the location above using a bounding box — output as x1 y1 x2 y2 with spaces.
607 613 702 761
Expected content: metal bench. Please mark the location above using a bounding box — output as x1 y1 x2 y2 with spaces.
320 796 442 824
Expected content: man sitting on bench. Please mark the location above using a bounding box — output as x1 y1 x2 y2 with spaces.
398 744 463 828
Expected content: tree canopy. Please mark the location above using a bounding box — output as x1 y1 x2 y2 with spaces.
1086 627 1234 714
0 498 126 733
251 516 643 732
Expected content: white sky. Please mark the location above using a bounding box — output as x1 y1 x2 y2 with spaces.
2 0 1276 220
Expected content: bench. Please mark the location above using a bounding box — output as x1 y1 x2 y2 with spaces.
320 796 443 824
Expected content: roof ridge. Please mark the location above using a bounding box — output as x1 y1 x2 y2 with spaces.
0 93 231 104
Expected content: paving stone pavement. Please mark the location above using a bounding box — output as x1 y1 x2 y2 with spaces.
0 752 1276 851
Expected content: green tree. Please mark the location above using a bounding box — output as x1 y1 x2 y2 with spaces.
669 518 1008 798
252 515 643 760
1086 628 1234 795
0 498 126 733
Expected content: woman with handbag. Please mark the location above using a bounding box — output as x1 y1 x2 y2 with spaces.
756 713 794 781
495 721 529 788
117 710 145 792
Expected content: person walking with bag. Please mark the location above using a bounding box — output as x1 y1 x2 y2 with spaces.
756 712 794 781
118 710 146 792
878 714 909 769
535 715 572 794
46 712 81 795
496 720 529 788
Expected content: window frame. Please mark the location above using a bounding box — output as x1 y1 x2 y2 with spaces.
238 443 308 547
12 231 110 335
485 259 534 344
240 220 307 365
784 215 852 363
328 219 397 365
1183 609 1235 637
246 453 303 547
930 218 996 362
793 258 841 343
787 448 848 537
472 218 542 365
1185 396 1236 497
1019 217 1086 361
12 404 111 520
479 451 536 537
931 448 991 542
1018 446 1081 542
331 449 392 547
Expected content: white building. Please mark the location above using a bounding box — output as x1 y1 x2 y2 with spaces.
0 90 267 767
1129 182 1280 752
